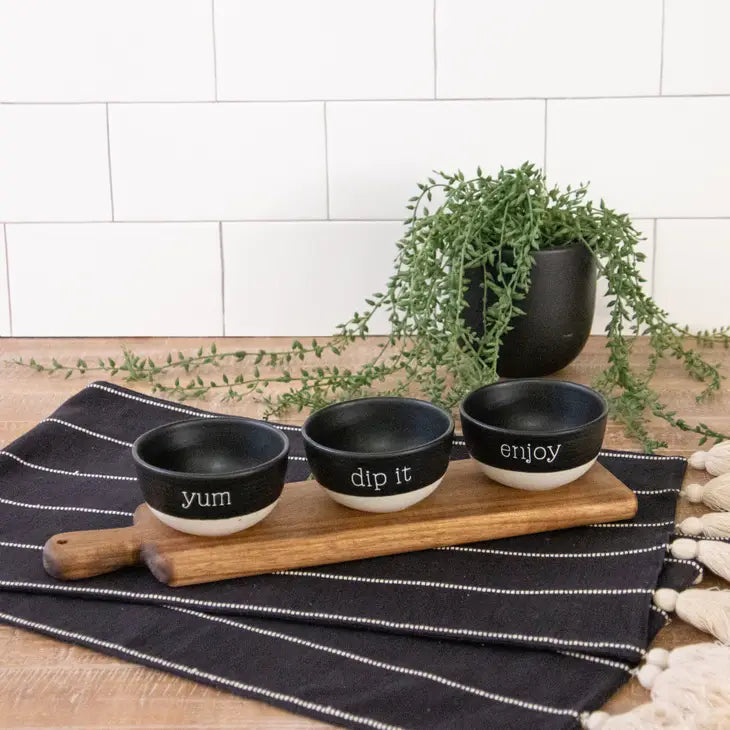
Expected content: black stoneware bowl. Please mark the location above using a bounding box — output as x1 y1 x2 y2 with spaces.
302 397 454 512
132 417 289 536
459 379 608 490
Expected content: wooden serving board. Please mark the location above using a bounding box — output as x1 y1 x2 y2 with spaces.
44 459 637 587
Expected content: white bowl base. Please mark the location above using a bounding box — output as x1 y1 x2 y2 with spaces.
149 500 279 536
476 458 597 491
321 478 443 513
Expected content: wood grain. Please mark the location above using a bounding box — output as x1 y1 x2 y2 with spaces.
43 524 143 580
42 461 635 586
0 335 727 728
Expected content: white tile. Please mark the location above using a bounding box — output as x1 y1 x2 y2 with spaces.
110 103 327 221
327 101 545 219
654 219 730 331
0 105 111 221
547 97 730 218
223 221 400 335
0 226 10 336
216 0 432 101
437 0 662 98
663 0 730 95
0 0 214 102
591 219 654 335
6 223 222 336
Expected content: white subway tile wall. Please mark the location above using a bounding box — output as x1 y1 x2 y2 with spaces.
6 224 222 336
108 103 327 221
653 220 730 330
223 222 400 335
0 1 215 102
327 100 545 219
663 0 730 95
0 0 727 336
436 0 662 98
215 0 433 101
0 226 9 336
546 97 730 218
0 105 111 222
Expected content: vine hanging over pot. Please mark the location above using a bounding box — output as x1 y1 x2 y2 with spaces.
13 163 730 452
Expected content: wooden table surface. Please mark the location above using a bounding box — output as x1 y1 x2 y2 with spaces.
0 336 727 728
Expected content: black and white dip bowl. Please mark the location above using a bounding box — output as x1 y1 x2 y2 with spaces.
132 417 289 536
302 397 454 512
460 379 608 491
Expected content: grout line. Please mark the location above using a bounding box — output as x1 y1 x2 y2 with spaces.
2 216 730 225
211 0 219 101
432 0 438 98
104 104 115 220
323 102 331 219
0 218 408 225
218 221 226 335
659 0 666 94
3 225 13 336
651 218 658 297
3 93 730 106
543 99 548 172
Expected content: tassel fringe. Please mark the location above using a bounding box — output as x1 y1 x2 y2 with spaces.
583 643 730 729
682 474 730 512
653 588 730 644
689 441 730 476
677 513 730 538
670 538 730 582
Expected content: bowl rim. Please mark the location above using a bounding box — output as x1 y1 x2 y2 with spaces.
302 396 455 459
132 416 289 481
459 379 608 438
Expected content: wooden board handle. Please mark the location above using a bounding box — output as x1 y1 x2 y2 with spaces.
43 526 142 580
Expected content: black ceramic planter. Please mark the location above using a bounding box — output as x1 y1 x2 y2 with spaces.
463 242 596 377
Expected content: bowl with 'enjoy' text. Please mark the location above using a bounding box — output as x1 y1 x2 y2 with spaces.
459 379 608 490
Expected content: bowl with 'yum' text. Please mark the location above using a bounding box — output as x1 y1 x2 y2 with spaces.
459 379 607 490
132 417 289 536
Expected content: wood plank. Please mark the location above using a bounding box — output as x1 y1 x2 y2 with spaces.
44 461 635 586
0 335 726 727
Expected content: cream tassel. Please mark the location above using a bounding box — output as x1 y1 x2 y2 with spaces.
653 588 730 643
677 513 730 538
689 441 730 476
670 538 730 582
583 643 730 729
681 473 730 511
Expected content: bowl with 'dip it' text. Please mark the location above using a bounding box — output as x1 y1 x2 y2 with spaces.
460 379 608 491
132 417 289 536
302 397 454 512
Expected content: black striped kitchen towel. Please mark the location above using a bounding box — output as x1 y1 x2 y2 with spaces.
0 382 696 729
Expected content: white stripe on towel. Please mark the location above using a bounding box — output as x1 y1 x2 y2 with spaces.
0 581 646 656
169 607 580 719
41 418 134 447
556 650 633 674
588 521 675 529
0 540 43 551
270 570 653 597
437 544 668 559
0 611 401 730
0 451 135 481
0 496 132 517
85 383 302 432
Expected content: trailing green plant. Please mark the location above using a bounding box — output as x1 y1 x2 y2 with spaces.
13 163 730 451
